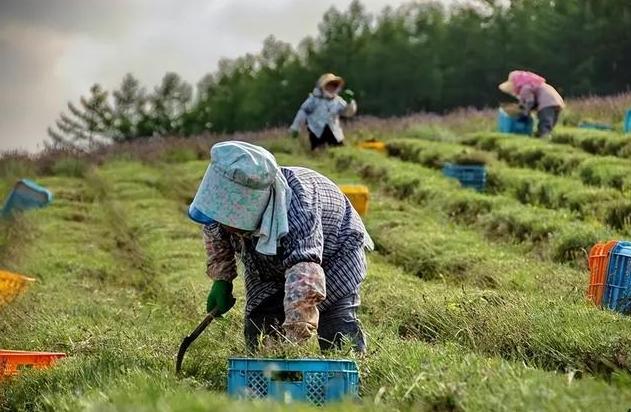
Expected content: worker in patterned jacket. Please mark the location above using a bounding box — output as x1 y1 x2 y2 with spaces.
188 141 372 353
289 73 357 150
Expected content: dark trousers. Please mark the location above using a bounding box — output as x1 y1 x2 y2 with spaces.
536 106 561 137
244 290 366 353
308 126 344 151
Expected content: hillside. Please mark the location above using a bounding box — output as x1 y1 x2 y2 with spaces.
2 101 631 411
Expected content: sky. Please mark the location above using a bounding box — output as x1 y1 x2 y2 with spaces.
0 0 416 153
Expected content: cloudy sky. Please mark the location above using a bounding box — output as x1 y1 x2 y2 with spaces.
0 0 418 153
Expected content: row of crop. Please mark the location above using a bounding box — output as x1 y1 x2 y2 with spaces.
272 150 631 378
387 138 631 230
329 147 612 264
464 133 631 191
551 127 631 158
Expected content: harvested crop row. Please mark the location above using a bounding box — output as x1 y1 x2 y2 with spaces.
465 132 631 191
387 138 631 230
551 127 631 158
271 150 631 376
3 154 631 411
330 147 612 264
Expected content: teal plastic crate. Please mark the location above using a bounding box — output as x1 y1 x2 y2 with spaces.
578 121 613 131
227 358 359 405
1 179 52 217
624 109 631 134
603 241 631 314
497 109 533 135
442 163 486 191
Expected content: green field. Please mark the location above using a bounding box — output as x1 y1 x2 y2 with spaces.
2 123 631 411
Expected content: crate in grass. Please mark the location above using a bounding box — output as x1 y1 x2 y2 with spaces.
603 241 631 313
0 271 35 307
497 108 533 135
0 350 66 378
339 184 369 216
587 240 618 306
624 109 631 134
227 358 359 406
357 140 386 153
1 179 53 217
442 163 486 191
578 121 614 131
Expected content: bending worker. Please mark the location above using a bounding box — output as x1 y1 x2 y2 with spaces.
188 141 372 352
290 73 357 150
499 70 565 137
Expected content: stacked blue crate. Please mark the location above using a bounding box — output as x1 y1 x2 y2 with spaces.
603 241 631 314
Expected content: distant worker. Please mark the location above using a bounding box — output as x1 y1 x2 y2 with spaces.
499 70 565 137
188 141 372 353
290 73 357 150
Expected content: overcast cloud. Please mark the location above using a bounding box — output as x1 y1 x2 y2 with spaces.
0 0 416 152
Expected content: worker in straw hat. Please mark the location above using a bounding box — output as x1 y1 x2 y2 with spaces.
499 70 565 137
188 141 372 352
290 73 357 150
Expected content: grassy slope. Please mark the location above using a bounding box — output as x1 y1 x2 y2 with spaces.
1 140 631 411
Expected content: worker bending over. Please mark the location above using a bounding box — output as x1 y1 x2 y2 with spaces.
188 141 371 352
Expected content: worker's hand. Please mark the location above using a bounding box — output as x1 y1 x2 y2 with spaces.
289 128 299 139
206 280 236 315
342 89 355 103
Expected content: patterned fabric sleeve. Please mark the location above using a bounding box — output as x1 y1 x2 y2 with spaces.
283 262 326 342
281 208 327 342
290 95 315 132
518 85 537 113
202 223 237 282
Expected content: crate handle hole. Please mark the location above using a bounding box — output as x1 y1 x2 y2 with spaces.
270 371 303 382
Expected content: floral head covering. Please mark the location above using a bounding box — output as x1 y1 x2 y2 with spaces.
188 141 291 255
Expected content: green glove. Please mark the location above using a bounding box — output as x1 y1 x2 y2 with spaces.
206 280 236 315
342 89 355 102
290 129 299 139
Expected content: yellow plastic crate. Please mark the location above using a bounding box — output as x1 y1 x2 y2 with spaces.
357 140 386 153
0 271 35 307
339 185 369 216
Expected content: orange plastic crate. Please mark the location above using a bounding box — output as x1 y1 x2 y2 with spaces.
0 350 66 378
587 240 618 306
0 270 35 307
357 140 386 153
339 185 369 216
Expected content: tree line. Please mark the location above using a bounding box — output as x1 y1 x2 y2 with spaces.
49 0 631 146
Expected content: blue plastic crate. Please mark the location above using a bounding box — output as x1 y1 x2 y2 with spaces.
603 241 631 314
1 179 53 217
578 121 613 131
442 163 486 191
624 109 631 134
227 358 359 405
497 109 533 135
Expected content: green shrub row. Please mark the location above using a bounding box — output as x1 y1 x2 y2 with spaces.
387 138 631 230
465 132 631 191
551 127 631 158
331 147 612 264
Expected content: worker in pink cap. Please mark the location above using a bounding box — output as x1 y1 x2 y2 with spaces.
499 70 565 137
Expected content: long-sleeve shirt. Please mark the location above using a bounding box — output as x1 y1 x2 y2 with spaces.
290 88 357 143
202 166 372 339
519 83 565 113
